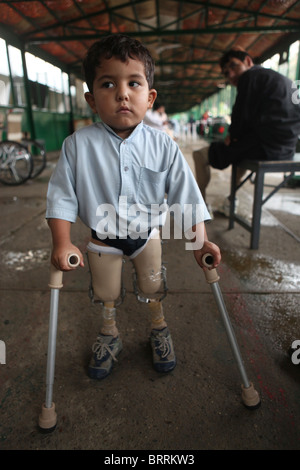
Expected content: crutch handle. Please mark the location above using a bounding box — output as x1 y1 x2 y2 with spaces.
48 253 80 289
202 253 220 284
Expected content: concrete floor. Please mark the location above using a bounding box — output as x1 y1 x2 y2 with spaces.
0 137 299 451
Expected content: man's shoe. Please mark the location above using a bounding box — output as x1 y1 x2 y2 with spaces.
88 334 122 380
150 327 176 373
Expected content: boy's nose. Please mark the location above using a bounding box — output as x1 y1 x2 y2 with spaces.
116 86 129 101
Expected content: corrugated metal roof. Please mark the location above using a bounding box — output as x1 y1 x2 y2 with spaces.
0 0 299 113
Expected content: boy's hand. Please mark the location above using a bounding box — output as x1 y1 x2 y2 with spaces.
47 219 84 272
193 240 221 269
51 243 84 272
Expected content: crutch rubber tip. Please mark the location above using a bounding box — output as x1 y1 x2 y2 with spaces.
38 402 57 433
241 383 261 410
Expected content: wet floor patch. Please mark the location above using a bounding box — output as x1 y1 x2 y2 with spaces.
223 249 300 291
2 249 50 271
264 193 300 216
223 187 300 228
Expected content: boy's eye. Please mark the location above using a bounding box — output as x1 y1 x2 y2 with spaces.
129 81 139 87
102 81 114 88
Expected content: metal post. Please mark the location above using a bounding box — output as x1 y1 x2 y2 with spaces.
20 46 36 140
68 72 75 135
250 167 265 249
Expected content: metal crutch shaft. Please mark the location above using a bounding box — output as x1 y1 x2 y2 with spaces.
38 254 80 432
202 253 260 409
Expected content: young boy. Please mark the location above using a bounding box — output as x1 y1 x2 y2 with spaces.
46 34 221 380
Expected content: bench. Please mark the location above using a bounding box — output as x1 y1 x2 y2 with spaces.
228 154 300 249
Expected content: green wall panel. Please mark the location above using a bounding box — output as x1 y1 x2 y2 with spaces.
21 110 72 151
32 111 71 151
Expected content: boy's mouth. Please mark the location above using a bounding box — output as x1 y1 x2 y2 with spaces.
118 106 131 113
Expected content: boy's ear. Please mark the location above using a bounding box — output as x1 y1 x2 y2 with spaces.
148 89 157 109
85 92 97 113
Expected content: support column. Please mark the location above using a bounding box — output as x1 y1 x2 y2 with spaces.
20 46 35 140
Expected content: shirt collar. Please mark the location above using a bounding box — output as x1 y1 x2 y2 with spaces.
101 121 144 141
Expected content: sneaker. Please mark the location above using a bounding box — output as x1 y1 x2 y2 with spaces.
150 327 176 373
88 334 122 380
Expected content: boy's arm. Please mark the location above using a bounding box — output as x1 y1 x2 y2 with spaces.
47 218 84 271
192 223 221 269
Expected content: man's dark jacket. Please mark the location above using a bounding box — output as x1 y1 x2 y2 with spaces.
230 65 300 160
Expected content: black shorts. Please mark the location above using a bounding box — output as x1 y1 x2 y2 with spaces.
91 229 151 257
208 141 266 170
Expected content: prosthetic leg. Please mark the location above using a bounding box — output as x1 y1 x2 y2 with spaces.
132 235 167 302
38 254 80 433
132 236 175 372
87 235 168 330
202 253 260 409
87 249 124 336
87 235 171 374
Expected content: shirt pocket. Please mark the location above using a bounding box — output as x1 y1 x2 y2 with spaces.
137 167 168 205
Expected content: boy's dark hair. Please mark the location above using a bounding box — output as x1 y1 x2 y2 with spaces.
153 100 164 111
219 49 252 70
83 34 155 92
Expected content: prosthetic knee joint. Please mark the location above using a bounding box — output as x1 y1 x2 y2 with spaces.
132 263 167 304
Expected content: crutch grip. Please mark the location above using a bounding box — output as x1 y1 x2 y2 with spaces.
48 253 80 289
202 253 220 284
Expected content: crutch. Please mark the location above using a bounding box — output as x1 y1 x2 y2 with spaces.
202 253 261 409
38 253 80 433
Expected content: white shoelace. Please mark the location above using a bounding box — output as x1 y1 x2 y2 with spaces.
92 338 118 362
156 335 171 358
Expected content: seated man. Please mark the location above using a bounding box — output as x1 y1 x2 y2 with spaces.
193 47 300 205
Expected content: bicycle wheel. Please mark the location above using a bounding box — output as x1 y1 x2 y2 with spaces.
22 139 47 178
0 140 33 185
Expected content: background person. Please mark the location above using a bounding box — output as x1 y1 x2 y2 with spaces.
193 47 300 207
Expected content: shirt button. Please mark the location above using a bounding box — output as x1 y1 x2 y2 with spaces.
124 166 129 172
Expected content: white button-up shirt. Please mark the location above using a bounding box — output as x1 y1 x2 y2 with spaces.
46 121 210 239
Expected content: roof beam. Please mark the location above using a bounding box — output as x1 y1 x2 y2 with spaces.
25 24 300 45
20 0 149 37
170 0 300 24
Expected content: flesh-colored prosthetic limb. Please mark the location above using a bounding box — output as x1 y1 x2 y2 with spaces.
132 234 162 297
101 301 118 337
132 234 167 328
87 250 123 337
87 250 123 302
148 300 167 330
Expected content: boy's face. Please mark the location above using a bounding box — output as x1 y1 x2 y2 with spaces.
85 57 157 139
